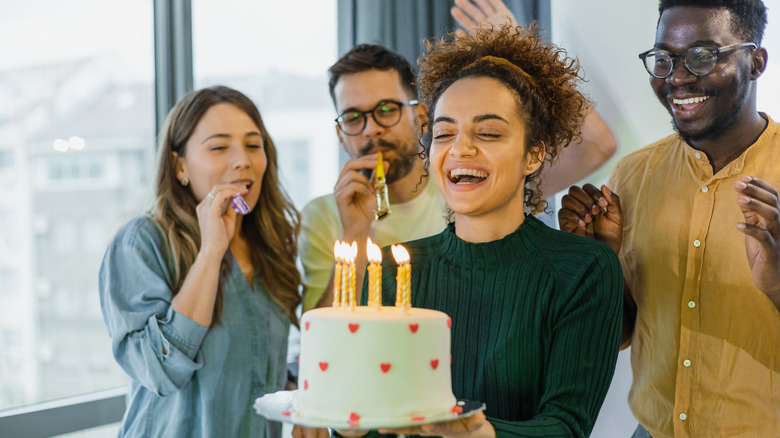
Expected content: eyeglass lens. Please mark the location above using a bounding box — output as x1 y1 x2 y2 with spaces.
339 101 403 135
644 47 718 78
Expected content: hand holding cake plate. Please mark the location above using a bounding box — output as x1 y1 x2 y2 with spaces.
254 390 484 430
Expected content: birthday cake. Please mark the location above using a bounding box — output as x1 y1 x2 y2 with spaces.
293 305 458 427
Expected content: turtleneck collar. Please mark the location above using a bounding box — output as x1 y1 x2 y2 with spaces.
435 214 545 269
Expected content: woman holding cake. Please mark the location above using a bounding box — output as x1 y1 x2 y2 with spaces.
364 25 624 438
99 86 302 437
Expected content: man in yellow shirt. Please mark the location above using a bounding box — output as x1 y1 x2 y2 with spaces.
558 0 779 437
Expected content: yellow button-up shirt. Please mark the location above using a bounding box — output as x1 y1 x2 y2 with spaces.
609 113 780 438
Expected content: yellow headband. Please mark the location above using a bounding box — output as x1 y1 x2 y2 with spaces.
461 55 537 88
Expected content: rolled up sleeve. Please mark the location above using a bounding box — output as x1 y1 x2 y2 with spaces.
99 217 208 396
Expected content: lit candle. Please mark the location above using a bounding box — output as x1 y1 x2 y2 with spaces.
366 237 382 310
332 241 342 308
347 241 357 310
391 245 411 312
340 242 348 308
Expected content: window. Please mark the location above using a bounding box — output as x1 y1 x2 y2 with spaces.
0 0 154 410
192 0 339 210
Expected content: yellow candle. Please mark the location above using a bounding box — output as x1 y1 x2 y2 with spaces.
391 245 411 310
340 242 348 308
333 260 342 308
366 237 383 309
402 263 411 309
333 241 342 308
347 241 357 310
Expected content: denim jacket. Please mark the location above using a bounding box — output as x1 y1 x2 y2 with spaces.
99 216 289 437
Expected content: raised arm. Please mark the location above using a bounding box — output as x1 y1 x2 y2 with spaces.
539 107 617 200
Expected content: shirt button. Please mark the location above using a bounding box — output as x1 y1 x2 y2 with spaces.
693 240 701 247
701 186 709 193
683 359 691 367
694 152 702 159
679 413 687 421
688 301 696 308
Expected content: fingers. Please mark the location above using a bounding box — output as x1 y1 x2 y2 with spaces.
333 429 368 438
336 154 384 184
292 426 330 438
202 183 249 213
735 176 780 228
472 0 499 16
600 185 623 225
559 184 604 224
334 154 389 205
420 412 486 436
452 0 483 30
378 426 423 436
735 176 780 240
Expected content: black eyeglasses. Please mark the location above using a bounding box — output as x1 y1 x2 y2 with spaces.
335 99 419 136
638 42 757 79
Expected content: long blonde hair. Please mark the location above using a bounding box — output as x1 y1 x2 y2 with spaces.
151 86 301 327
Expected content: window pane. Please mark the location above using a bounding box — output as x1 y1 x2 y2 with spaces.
0 0 154 409
192 0 339 210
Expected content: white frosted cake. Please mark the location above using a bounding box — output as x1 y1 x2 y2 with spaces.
293 306 458 427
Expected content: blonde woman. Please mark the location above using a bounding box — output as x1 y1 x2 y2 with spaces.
99 86 300 437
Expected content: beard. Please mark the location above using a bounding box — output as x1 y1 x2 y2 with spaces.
359 138 420 183
670 80 749 145
673 98 744 145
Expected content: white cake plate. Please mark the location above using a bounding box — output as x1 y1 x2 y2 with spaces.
254 390 485 430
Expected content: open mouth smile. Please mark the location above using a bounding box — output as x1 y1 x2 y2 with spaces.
448 168 488 184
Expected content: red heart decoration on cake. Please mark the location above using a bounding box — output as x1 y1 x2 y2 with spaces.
305 321 310 330
319 362 328 371
430 359 439 370
349 412 361 422
348 323 359 333
412 416 426 422
452 406 463 414
409 323 419 333
380 363 392 373
281 411 291 416
447 317 452 328
304 380 309 390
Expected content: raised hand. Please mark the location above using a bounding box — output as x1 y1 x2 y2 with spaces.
451 0 517 35
196 183 248 257
735 176 780 309
334 154 387 241
558 184 623 254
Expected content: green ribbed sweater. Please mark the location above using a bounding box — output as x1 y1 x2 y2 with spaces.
363 215 623 438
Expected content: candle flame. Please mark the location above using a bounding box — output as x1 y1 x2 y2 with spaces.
334 241 342 261
346 241 357 262
367 237 382 263
391 244 410 264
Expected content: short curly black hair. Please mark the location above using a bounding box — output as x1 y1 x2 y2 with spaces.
417 23 588 215
658 0 767 44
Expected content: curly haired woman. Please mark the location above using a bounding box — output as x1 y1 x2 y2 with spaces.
362 25 624 438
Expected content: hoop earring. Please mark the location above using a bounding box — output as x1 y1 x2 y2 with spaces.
181 177 189 187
